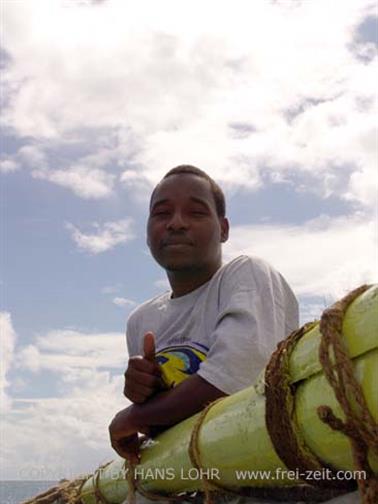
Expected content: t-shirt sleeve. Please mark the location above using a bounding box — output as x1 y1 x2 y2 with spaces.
197 259 299 395
126 312 140 357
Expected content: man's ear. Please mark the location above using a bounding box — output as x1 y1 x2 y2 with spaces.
220 218 229 243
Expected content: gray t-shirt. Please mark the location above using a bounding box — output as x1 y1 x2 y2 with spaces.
127 255 298 394
126 256 358 503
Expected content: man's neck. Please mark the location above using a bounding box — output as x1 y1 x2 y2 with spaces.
167 263 221 298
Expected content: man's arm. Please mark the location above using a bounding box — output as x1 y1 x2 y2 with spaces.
134 373 225 425
109 374 226 461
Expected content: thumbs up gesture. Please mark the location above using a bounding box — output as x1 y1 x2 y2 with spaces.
143 331 156 362
123 332 163 403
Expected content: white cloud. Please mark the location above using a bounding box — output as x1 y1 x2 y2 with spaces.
0 312 17 411
224 214 378 299
17 329 128 372
153 278 170 291
1 327 129 479
0 158 19 173
2 139 118 199
7 136 124 199
33 165 116 199
0 316 132 479
1 0 376 210
2 370 126 479
101 284 121 294
17 144 48 168
120 169 154 202
112 297 136 308
16 345 41 373
66 218 135 254
298 300 330 326
1 0 377 483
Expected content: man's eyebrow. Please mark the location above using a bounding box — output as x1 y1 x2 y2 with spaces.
150 198 169 210
189 197 211 208
151 197 210 209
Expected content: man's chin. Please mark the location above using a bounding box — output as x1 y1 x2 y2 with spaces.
165 263 197 272
162 259 199 273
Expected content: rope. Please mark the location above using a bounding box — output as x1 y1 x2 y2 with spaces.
124 400 240 503
318 284 378 503
125 460 136 504
20 485 62 504
22 284 377 504
190 427 345 504
188 398 249 504
265 320 353 492
188 399 222 503
20 475 89 504
92 464 112 504
124 460 197 503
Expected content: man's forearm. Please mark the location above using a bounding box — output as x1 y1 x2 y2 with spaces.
131 374 226 429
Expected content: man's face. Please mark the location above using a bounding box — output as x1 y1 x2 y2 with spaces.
147 174 229 273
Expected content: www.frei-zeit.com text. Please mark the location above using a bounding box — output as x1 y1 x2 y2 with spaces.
16 466 367 482
113 467 366 482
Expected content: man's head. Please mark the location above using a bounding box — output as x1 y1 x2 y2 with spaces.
147 165 229 277
150 165 226 218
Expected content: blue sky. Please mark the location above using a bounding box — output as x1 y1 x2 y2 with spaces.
1 0 377 480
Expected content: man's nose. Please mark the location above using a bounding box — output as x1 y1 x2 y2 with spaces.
166 211 188 231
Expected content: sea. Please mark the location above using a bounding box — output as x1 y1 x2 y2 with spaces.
0 481 58 504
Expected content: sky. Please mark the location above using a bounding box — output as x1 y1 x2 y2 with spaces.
0 0 377 481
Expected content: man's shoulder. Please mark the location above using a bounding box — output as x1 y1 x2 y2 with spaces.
219 255 296 300
127 291 170 326
220 254 278 282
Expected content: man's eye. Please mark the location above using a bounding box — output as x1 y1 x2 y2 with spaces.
191 211 207 216
153 211 170 216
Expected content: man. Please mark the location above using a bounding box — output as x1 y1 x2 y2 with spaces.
109 165 299 501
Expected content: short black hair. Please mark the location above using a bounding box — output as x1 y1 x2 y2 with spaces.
151 165 226 217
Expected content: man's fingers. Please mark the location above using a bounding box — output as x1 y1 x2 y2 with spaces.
113 434 140 464
143 332 155 362
127 356 161 376
124 373 165 402
124 392 146 404
124 380 156 400
126 368 162 389
123 368 165 402
123 384 151 403
123 338 163 403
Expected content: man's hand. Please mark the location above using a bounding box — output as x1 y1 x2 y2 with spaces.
124 332 163 403
110 375 226 461
108 405 146 464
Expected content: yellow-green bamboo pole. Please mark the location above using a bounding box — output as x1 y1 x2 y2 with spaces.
79 285 378 503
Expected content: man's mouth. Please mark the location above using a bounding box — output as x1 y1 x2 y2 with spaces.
161 239 194 248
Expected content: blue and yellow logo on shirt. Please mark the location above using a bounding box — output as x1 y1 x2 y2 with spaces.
155 344 208 388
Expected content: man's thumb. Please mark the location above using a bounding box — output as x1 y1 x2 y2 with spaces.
143 332 155 361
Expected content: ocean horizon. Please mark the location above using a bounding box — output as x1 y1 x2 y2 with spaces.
0 480 58 504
